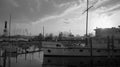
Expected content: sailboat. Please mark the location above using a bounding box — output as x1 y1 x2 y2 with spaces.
41 0 120 57
1 15 18 53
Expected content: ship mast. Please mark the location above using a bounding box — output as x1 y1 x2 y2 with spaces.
43 26 44 40
8 14 12 67
86 0 89 37
9 14 11 37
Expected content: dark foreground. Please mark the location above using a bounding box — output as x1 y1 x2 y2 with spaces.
1 51 120 67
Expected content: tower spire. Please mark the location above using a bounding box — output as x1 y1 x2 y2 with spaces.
3 21 8 36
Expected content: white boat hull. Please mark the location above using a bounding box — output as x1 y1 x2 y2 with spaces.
42 47 120 56
42 41 120 57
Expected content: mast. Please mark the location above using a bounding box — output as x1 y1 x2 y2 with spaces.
86 0 92 56
9 14 11 37
86 0 89 37
3 21 8 36
43 26 44 40
9 14 12 67
84 0 95 36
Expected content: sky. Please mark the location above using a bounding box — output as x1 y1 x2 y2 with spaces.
0 0 120 36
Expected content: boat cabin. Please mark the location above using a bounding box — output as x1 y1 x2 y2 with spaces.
42 41 65 48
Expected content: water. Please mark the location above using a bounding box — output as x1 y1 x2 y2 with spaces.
0 45 44 67
11 52 43 67
1 46 120 67
43 57 120 67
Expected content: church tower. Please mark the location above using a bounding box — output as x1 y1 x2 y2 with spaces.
3 21 8 36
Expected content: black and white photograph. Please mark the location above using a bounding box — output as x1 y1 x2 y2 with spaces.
0 0 120 67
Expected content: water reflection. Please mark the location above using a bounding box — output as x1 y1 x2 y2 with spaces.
0 51 44 67
1 47 120 67
0 45 43 67
43 56 120 67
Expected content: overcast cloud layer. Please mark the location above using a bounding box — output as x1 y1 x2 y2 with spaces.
0 0 120 35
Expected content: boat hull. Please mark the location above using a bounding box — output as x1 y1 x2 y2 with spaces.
42 47 120 57
42 41 120 57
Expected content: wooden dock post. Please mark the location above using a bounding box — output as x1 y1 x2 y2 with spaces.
111 36 114 58
3 50 7 67
107 36 110 58
89 37 92 57
85 38 88 46
25 48 27 61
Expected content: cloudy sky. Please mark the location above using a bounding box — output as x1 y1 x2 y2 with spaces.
0 0 120 36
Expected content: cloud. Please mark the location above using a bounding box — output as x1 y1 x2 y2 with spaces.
102 4 120 14
8 0 19 7
93 2 120 16
1 0 120 25
35 0 41 11
32 0 81 24
33 0 99 23
47 0 120 20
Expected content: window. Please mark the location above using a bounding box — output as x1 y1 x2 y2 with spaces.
47 59 51 63
97 50 101 52
79 49 83 52
114 50 117 53
56 44 61 47
48 49 51 53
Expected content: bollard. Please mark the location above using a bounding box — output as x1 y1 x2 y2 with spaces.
89 37 92 57
107 36 111 58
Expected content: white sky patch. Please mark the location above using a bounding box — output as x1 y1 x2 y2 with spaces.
90 13 113 29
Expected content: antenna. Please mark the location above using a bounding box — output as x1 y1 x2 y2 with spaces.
3 21 8 36
82 0 97 14
82 5 93 14
8 14 12 67
9 14 11 37
82 0 97 37
43 26 44 40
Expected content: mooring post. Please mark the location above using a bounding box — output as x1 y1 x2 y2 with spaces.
25 48 27 61
89 37 93 67
3 50 7 67
16 54 17 63
89 37 92 57
107 36 110 58
111 36 114 58
86 38 88 46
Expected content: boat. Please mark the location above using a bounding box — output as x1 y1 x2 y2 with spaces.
41 36 120 57
41 0 120 57
41 41 90 56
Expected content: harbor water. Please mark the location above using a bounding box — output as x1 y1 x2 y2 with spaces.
0 44 120 67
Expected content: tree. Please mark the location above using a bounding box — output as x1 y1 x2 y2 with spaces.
58 32 63 40
68 33 74 37
88 33 94 37
38 33 44 40
45 33 53 40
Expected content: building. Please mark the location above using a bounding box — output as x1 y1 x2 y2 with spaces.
3 21 8 36
94 26 120 38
